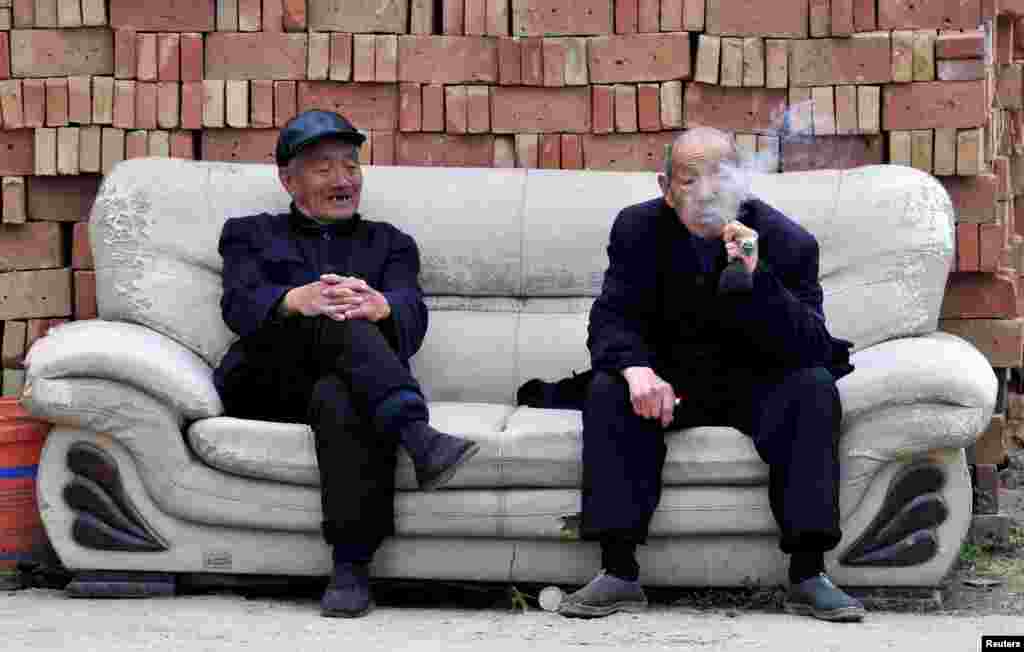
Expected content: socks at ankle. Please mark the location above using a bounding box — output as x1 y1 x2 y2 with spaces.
788 551 825 584
374 389 427 433
601 540 639 582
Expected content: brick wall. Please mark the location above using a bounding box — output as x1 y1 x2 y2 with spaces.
0 0 1023 398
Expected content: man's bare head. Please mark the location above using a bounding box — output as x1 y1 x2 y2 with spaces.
658 127 748 240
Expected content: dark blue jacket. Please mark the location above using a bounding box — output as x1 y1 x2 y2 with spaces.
214 206 429 393
588 196 853 398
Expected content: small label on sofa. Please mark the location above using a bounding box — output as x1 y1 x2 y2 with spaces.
203 550 233 570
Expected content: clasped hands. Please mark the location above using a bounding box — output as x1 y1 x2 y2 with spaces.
722 221 758 274
283 273 391 322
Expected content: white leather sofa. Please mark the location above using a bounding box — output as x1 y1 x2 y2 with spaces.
23 159 996 591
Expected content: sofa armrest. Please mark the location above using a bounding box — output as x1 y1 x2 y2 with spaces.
25 319 222 420
839 331 997 446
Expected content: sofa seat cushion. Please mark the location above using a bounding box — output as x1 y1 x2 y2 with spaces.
187 403 769 489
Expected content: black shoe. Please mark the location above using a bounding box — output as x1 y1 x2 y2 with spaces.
321 563 373 618
784 573 866 622
401 421 480 490
557 571 648 619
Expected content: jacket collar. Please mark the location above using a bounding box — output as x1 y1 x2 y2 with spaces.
287 202 362 237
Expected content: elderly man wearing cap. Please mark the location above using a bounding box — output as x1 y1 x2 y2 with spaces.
214 110 480 618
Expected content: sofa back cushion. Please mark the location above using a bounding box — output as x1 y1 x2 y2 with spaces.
90 160 953 403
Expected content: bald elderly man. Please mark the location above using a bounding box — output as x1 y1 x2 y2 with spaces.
558 127 865 622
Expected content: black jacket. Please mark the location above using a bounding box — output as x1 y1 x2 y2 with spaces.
587 196 853 398
214 206 429 393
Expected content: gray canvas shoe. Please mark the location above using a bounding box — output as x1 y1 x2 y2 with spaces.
784 573 866 622
557 571 648 618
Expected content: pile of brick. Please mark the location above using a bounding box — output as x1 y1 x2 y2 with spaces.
0 0 1022 419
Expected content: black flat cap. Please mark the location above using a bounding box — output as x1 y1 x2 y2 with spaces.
275 110 366 166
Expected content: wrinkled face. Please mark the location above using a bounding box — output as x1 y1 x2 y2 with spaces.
279 138 363 222
658 141 746 240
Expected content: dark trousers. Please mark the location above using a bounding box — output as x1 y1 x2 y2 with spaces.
581 367 843 556
219 316 422 560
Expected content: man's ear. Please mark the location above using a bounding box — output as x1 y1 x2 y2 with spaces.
278 166 293 194
657 174 674 207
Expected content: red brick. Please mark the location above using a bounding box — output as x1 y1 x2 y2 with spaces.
10 29 115 78
941 174 999 223
0 34 9 81
498 38 522 85
115 29 136 80
135 82 157 130
684 83 786 134
157 33 180 82
543 39 566 87
980 222 1005 272
592 84 614 134
467 86 490 133
170 130 195 159
561 134 582 169
942 272 1020 319
246 80 272 129
582 132 680 171
26 175 101 222
1 81 25 129
180 34 203 82
589 34 691 83
372 131 396 165
422 84 444 132
263 0 284 31
110 0 215 31
491 86 590 133
398 36 498 84
832 0 854 35
0 270 73 321
879 0 980 30
486 0 510 35
443 0 464 34
45 78 68 127
522 37 543 86
882 80 987 130
112 80 135 129
375 35 398 83
297 82 398 131
638 0 658 32
999 64 1024 109
274 81 297 128
399 82 422 132
637 83 660 132
23 79 45 128
206 33 307 81
540 133 560 168
706 0 808 37
998 14 1015 66
515 133 539 167
854 0 876 31
12 0 33 28
445 85 468 133
513 0 613 36
789 34 892 87
396 133 495 167
136 32 157 81
957 224 980 271
0 222 64 271
71 222 93 269
466 0 486 35
181 82 203 130
202 128 278 163
73 270 97 320
616 0 638 33
781 135 884 171
307 0 408 33
67 76 91 125
330 33 352 81
994 156 1012 198
661 0 683 31
353 35 375 82
936 30 985 59
614 84 636 132
283 0 307 30
937 60 986 81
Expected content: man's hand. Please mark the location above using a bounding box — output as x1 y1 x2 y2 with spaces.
722 222 758 274
283 274 391 322
622 366 676 427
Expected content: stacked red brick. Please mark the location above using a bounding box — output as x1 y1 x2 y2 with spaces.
0 0 1021 404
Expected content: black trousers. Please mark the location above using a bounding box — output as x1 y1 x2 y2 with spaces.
219 316 422 558
580 367 843 556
